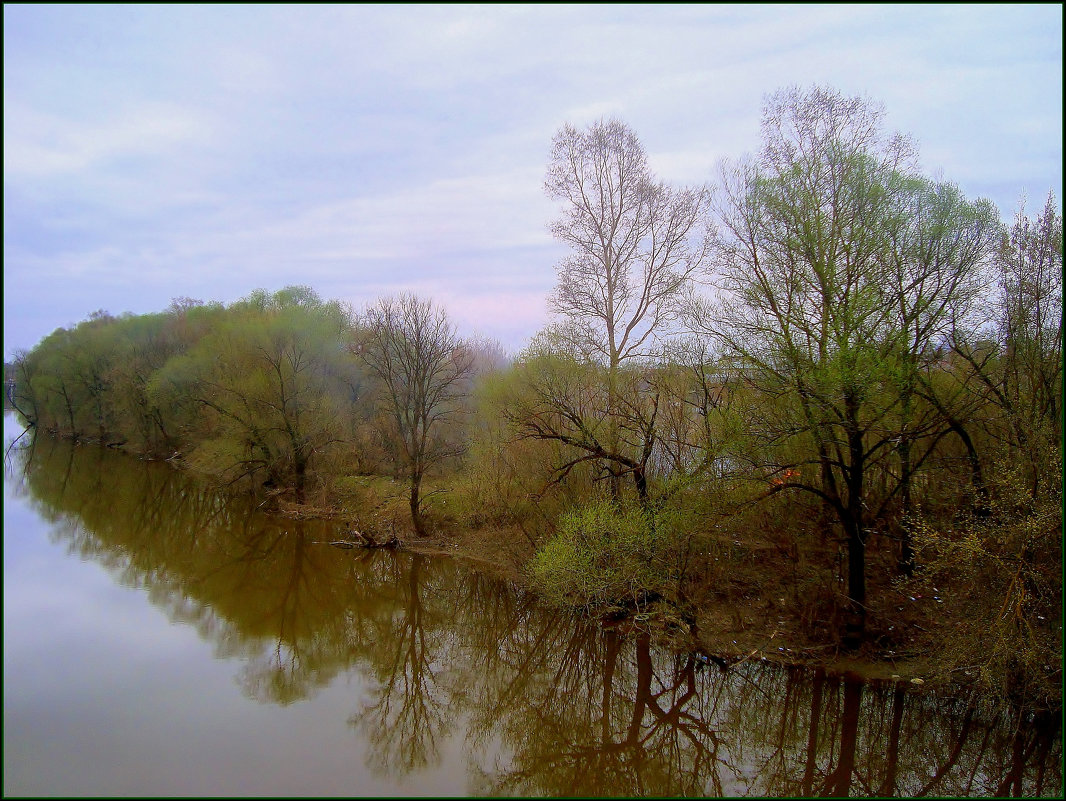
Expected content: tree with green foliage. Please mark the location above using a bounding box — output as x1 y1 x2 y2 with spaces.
903 194 1063 711
105 312 186 455
150 287 352 501
693 85 1000 645
879 175 1000 572
25 315 122 443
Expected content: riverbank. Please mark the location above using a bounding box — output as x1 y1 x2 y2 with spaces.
11 418 1055 713
301 504 953 696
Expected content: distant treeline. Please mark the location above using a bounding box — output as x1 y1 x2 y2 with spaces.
7 86 1061 711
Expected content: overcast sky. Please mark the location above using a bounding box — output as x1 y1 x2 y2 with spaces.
4 3 1062 358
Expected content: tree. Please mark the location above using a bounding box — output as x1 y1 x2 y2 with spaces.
357 294 472 537
903 194 1063 708
949 193 1062 497
881 176 1000 571
8 349 40 426
106 312 184 456
694 85 999 645
502 338 660 505
524 118 710 501
150 287 351 501
545 118 710 371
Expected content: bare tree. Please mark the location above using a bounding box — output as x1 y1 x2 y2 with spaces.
8 349 40 426
537 118 709 500
545 118 710 371
358 294 472 536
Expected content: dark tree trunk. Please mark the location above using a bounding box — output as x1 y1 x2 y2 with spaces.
409 470 426 537
825 677 862 797
842 398 867 649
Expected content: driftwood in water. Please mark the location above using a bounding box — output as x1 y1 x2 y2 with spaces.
333 528 400 550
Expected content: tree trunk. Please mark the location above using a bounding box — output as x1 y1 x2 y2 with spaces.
843 398 866 649
293 455 307 505
409 470 426 537
878 686 906 796
825 677 862 796
633 466 649 507
843 513 866 649
800 669 825 797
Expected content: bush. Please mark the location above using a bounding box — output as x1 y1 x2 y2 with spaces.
907 463 1062 712
529 499 673 612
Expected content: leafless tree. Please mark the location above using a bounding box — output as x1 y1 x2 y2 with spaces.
538 119 710 500
545 118 710 372
357 294 473 536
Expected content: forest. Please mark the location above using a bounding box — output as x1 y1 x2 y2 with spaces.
7 86 1062 716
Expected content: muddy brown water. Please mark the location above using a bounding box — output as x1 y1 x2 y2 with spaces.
3 415 1061 797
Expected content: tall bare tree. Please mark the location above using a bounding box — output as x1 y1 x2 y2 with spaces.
545 118 710 371
358 294 472 536
535 119 709 500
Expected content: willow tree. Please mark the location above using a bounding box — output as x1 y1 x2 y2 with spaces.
149 287 350 501
21 314 121 442
357 294 472 537
694 86 998 645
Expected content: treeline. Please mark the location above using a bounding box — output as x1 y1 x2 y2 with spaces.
8 86 1062 710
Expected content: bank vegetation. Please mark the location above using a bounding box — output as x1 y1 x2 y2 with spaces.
8 86 1061 716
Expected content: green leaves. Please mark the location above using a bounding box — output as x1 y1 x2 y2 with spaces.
529 499 664 611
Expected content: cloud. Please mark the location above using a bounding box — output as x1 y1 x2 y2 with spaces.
2 4 1060 359
4 101 212 179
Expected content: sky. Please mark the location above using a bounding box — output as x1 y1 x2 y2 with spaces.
4 4 1062 358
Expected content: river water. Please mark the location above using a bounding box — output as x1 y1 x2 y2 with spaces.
2 414 1061 797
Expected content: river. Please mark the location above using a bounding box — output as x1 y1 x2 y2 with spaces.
2 414 1060 797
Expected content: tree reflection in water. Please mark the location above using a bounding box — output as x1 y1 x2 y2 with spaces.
9 432 1062 797
349 554 459 777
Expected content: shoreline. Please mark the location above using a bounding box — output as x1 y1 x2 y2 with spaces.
381 525 945 696
5 422 1048 710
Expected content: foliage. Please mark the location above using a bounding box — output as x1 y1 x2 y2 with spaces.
529 498 690 612
907 462 1062 712
691 85 1003 644
148 289 355 499
8 88 1061 708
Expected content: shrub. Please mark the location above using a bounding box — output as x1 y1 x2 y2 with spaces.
529 499 672 612
907 463 1062 712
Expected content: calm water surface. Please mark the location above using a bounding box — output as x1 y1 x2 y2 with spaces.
3 415 1061 797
